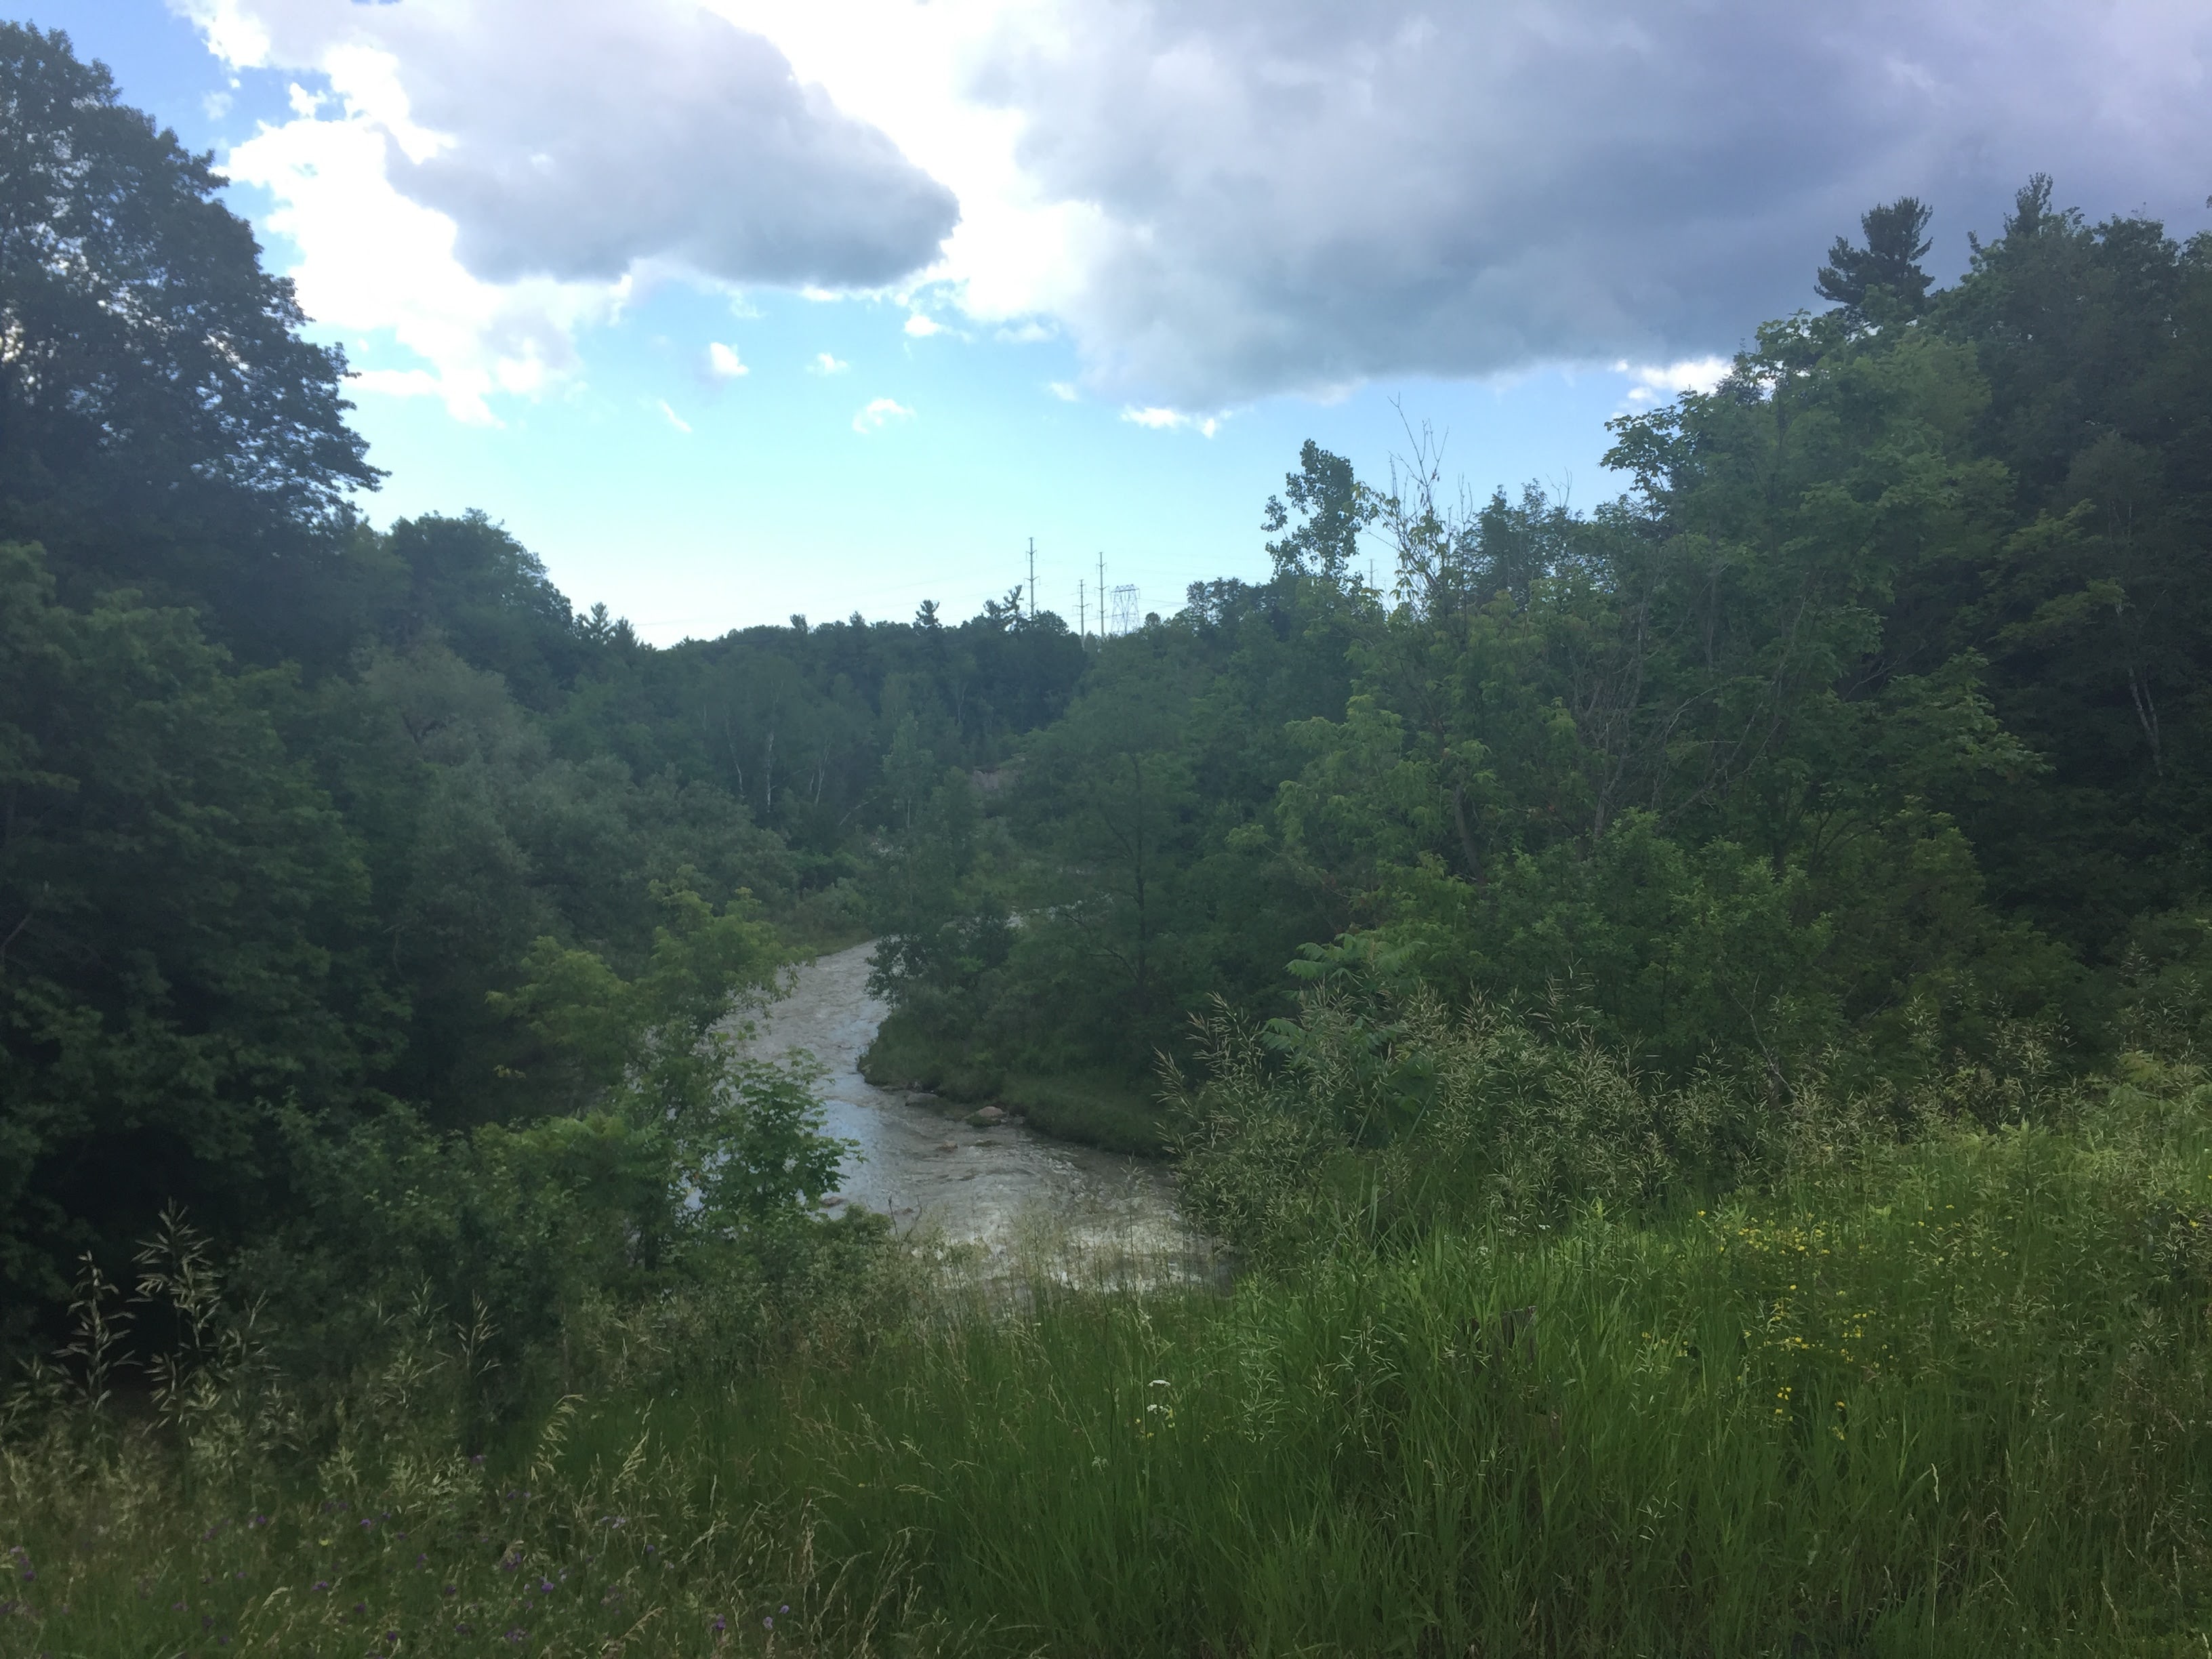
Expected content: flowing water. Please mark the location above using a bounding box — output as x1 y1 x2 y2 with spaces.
741 942 1206 1277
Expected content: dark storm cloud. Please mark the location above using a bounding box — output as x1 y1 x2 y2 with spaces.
972 0 2212 403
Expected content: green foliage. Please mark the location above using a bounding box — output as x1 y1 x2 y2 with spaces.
0 544 391 1334
248 890 855 1420
1816 194 1937 318
14 58 2212 1647
13 1054 2212 1654
0 22 380 664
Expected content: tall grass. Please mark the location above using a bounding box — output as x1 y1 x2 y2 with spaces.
8 1062 2212 1655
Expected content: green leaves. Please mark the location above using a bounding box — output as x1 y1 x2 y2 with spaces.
489 878 784 1109
0 542 387 1326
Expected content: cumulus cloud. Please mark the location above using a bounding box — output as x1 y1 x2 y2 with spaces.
903 312 944 337
809 352 851 374
1618 356 1732 408
950 0 2212 403
187 0 956 286
1046 380 1078 401
180 0 2212 419
853 396 915 434
707 342 749 380
220 79 615 423
175 0 957 412
1121 405 1220 438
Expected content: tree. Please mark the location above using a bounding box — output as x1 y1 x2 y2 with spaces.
0 542 390 1332
1816 197 1936 318
0 24 380 654
384 512 584 706
1263 441 1378 583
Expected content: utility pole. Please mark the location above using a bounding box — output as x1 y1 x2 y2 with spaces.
1097 550 1107 636
1027 537 1036 621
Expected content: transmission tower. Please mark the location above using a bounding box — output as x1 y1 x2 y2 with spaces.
1109 583 1141 636
1026 537 1036 621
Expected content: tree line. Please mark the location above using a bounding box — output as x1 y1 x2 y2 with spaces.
0 26 1086 1351
5 17 2209 1361
872 179 2212 1114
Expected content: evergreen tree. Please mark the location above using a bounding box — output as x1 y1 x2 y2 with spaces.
1816 196 1936 318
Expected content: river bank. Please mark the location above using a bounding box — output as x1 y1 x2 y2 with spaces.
741 941 1202 1276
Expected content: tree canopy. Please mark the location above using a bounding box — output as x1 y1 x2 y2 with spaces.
4 22 2210 1369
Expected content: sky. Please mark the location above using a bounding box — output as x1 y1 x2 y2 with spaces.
27 0 2212 642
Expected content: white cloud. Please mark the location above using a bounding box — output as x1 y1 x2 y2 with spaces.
707 341 749 379
173 0 956 418
1120 405 1220 438
809 352 851 374
853 396 915 434
717 0 2212 406
659 399 693 433
903 312 943 337
178 0 2212 420
1046 380 1078 401
1618 356 1732 407
220 85 613 423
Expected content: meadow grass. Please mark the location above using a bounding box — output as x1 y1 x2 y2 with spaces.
9 1071 2212 1656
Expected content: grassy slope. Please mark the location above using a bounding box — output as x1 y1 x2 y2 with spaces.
12 1069 2212 1655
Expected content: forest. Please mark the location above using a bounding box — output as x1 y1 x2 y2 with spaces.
6 20 2212 1655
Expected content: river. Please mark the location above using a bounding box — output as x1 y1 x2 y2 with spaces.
741 941 1207 1279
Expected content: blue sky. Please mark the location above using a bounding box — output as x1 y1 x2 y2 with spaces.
32 0 2209 641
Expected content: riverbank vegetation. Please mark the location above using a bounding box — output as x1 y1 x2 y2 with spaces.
7 22 2212 1653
